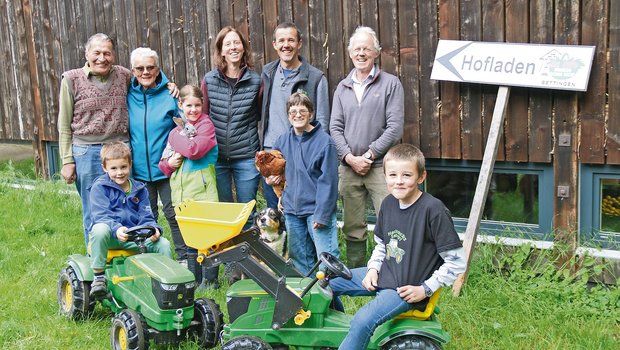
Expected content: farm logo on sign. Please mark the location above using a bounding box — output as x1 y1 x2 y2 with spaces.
540 50 586 80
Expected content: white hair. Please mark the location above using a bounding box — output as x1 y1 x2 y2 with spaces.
347 26 381 53
85 33 114 53
130 47 159 67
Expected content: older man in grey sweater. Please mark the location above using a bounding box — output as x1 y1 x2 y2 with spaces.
330 26 404 267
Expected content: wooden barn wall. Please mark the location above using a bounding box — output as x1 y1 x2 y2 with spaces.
1 0 618 169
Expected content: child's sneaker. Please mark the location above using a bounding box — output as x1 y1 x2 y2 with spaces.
90 275 107 300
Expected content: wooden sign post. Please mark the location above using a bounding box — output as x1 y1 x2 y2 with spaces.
430 40 595 296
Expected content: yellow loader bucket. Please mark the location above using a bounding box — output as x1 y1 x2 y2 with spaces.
175 200 255 253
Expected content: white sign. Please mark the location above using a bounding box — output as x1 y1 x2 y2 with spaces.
431 40 595 91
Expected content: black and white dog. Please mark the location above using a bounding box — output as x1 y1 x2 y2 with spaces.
253 207 287 257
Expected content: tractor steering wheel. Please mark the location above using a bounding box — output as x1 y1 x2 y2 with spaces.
124 225 157 253
125 225 157 242
319 252 352 280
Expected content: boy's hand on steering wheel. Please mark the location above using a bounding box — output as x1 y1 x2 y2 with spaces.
150 228 161 242
397 285 426 303
116 226 128 242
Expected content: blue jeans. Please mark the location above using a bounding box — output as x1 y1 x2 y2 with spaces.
216 158 260 229
261 177 279 210
73 144 105 248
88 223 173 269
284 213 340 275
330 267 414 349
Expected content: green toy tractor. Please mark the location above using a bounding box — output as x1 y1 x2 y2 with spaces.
175 200 450 350
57 225 224 349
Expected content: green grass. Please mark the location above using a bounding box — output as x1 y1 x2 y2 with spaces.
0 158 36 180
1 171 619 349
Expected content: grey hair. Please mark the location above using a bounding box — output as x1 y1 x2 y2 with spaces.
85 33 114 52
347 26 381 53
130 47 160 67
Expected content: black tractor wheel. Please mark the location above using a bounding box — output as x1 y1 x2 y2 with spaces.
192 298 224 348
57 266 95 319
222 335 273 350
110 309 150 350
381 335 442 350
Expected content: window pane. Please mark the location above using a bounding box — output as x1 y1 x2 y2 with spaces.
426 171 539 224
600 179 620 232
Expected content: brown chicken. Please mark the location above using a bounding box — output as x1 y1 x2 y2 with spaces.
255 150 286 197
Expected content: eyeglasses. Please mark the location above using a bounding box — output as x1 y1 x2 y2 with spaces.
288 109 310 117
133 65 157 73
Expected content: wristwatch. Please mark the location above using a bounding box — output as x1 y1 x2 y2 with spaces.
363 152 373 160
422 282 433 297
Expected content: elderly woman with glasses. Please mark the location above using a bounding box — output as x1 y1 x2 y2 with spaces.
126 47 189 268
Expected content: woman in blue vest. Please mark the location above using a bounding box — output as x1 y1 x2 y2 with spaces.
200 27 261 218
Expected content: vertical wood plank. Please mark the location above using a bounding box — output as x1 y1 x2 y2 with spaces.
342 0 360 74
292 0 310 61
607 0 620 164
459 0 483 160
205 0 221 71
277 0 293 23
504 0 529 162
0 1 10 139
481 0 505 161
325 0 343 98
219 0 234 26
308 0 327 72
146 0 161 55
112 0 129 67
553 0 580 247
418 0 440 158
398 0 420 147
193 0 210 77
123 0 139 56
23 0 47 176
31 0 59 140
9 0 34 140
377 0 398 75
359 0 378 28
60 0 80 70
232 0 249 37
170 0 186 86
579 0 607 164
183 0 199 85
134 0 148 46
247 0 266 71
158 0 174 76
262 0 278 63
528 0 553 163
438 0 461 159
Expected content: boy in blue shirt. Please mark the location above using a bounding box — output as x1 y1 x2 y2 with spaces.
88 141 173 299
330 144 466 349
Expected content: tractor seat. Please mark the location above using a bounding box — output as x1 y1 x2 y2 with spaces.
396 288 442 320
106 249 137 262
